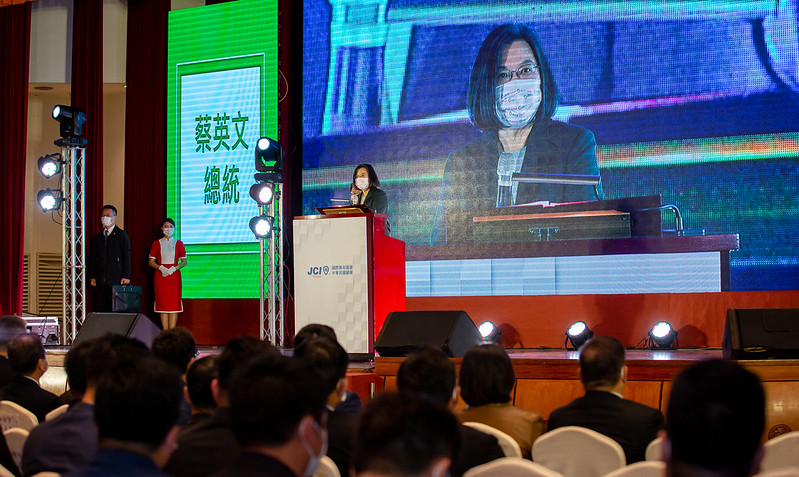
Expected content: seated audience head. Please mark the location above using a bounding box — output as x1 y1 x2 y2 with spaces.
8 333 48 379
64 337 99 399
578 335 626 391
459 344 514 407
228 353 328 476
94 355 183 467
665 358 765 477
216 335 280 404
294 323 337 349
397 346 456 407
294 336 349 405
0 315 27 355
152 326 197 375
86 333 151 389
185 355 218 415
353 392 460 477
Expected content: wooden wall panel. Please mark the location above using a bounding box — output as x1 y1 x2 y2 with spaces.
514 379 583 420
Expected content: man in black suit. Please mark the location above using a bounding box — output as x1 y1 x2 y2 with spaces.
0 333 58 422
397 346 505 476
88 204 131 312
0 315 27 388
547 336 664 464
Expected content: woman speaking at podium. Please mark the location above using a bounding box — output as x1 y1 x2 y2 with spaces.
431 23 602 245
148 218 187 330
351 163 388 214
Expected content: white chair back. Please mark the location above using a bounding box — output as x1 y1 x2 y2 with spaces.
45 404 69 421
312 455 341 477
463 421 523 458
645 436 664 462
464 457 564 477
604 461 666 477
532 426 625 477
761 431 799 473
0 401 38 432
0 465 16 477
4 427 30 469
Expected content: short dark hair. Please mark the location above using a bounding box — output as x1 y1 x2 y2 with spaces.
353 163 381 189
8 333 45 375
186 355 218 412
468 23 558 132
152 327 197 374
397 346 455 407
579 336 626 389
228 353 327 447
667 359 765 477
353 392 460 476
162 218 175 227
101 205 117 216
86 333 152 386
94 356 182 449
218 336 279 391
459 344 515 406
0 315 27 348
294 323 337 350
64 338 98 395
294 337 348 396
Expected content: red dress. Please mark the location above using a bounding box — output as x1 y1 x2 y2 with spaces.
150 238 186 313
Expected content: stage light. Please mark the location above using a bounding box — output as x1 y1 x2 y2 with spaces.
565 321 594 349
52 105 87 146
648 321 678 349
37 154 62 178
254 136 285 178
249 215 273 239
37 189 62 212
249 182 274 205
479 321 502 345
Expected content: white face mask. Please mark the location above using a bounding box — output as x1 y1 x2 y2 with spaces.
495 78 542 129
299 418 328 477
355 177 370 191
163 226 174 238
101 216 114 228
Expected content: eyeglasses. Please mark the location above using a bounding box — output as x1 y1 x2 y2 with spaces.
496 65 541 85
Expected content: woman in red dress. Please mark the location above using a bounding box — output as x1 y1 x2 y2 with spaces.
148 218 187 330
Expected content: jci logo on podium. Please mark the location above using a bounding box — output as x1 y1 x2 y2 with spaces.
307 266 330 276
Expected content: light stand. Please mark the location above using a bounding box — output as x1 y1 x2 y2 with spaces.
60 145 87 344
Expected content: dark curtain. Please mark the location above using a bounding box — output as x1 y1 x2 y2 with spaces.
0 3 32 316
123 0 169 316
71 0 104 314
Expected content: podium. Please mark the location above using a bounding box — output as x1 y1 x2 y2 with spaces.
293 212 406 357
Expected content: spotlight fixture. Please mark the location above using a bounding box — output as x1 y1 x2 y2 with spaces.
37 189 62 212
248 214 274 239
254 137 285 181
249 182 275 205
565 321 594 349
52 105 87 146
478 321 502 345
37 153 63 178
648 321 678 349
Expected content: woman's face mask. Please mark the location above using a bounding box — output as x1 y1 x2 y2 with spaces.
495 78 542 129
355 177 370 191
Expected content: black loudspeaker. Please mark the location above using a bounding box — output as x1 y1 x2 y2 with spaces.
375 310 483 358
723 309 799 359
74 313 161 348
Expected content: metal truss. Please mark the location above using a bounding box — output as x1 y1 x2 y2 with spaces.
60 146 87 344
259 183 284 345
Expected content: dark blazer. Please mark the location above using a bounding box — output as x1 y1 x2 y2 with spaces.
22 401 97 476
88 226 131 312
63 448 167 477
326 410 358 477
0 375 59 423
431 119 602 244
210 451 296 477
357 188 388 214
0 357 13 389
164 407 241 477
547 390 665 464
452 424 506 477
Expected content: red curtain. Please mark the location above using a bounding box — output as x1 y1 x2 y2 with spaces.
0 3 32 316
123 0 169 315
71 0 104 301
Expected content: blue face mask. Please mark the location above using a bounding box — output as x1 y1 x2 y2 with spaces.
495 78 542 129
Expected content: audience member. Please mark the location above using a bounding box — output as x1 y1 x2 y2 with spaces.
152 327 197 426
294 337 357 476
21 334 152 476
547 336 664 463
0 333 58 422
665 359 765 477
63 356 183 477
212 353 328 477
353 392 460 477
456 344 543 459
294 323 363 414
165 336 280 477
184 355 218 425
0 315 28 388
397 346 505 476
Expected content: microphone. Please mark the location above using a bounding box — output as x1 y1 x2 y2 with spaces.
496 154 516 207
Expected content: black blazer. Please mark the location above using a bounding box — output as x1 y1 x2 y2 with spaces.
164 407 241 477
357 188 388 214
88 226 131 285
0 376 59 423
547 390 665 464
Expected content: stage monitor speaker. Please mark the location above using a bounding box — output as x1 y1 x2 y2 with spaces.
375 310 483 358
73 313 161 348
723 308 799 359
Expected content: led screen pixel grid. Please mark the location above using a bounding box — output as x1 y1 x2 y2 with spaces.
302 0 799 292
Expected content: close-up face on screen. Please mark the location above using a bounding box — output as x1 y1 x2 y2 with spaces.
302 1 799 292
